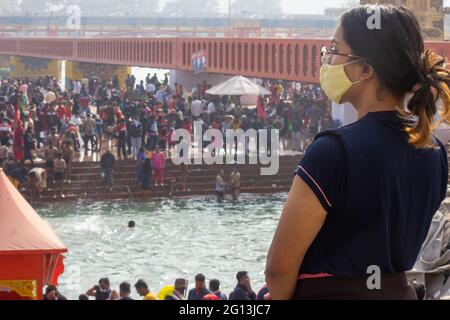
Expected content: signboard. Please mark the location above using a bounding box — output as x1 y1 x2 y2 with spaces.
192 50 208 74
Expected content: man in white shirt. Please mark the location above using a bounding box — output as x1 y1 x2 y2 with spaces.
73 81 82 95
191 99 204 119
207 101 216 123
146 83 156 94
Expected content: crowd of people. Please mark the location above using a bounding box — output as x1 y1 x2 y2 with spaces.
44 271 269 301
0 72 339 200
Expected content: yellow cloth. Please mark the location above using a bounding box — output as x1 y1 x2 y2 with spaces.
158 285 174 300
143 292 158 300
146 151 153 159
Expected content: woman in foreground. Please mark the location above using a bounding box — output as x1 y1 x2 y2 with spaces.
266 4 450 300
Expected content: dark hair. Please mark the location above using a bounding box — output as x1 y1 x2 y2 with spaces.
128 220 135 228
174 278 187 290
78 294 89 300
410 279 426 300
195 273 205 282
45 285 57 295
209 279 220 292
99 277 110 286
120 282 131 293
340 4 450 148
236 271 248 282
134 279 148 289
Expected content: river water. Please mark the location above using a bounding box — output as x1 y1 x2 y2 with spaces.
35 193 287 300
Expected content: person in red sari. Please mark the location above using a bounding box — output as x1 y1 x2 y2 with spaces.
13 120 24 162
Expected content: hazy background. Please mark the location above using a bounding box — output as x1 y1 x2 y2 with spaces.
0 0 357 16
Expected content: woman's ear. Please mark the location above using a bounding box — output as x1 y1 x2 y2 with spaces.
360 61 374 81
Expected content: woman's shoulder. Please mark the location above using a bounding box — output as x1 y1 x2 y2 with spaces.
307 129 345 155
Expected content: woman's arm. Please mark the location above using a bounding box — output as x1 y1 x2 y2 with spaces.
265 175 327 300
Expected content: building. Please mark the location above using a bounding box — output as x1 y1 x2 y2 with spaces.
360 0 444 40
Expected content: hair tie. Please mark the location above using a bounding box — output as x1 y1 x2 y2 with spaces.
411 83 423 93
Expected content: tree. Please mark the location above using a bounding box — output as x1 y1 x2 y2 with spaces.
161 0 219 17
230 0 283 16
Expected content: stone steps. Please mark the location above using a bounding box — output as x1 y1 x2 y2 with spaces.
29 156 299 203
32 186 291 203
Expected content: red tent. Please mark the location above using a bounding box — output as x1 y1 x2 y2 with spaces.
0 168 67 300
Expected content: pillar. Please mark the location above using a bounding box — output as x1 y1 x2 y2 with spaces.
65 61 131 85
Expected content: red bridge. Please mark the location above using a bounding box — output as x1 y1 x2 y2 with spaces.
0 37 450 84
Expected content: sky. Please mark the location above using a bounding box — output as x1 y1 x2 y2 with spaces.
279 0 348 14
159 0 351 15
215 0 450 15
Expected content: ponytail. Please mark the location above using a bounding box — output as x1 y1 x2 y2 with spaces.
402 49 450 149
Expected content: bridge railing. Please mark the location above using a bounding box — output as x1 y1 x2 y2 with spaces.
0 37 449 83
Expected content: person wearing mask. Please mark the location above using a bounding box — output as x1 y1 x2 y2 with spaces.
266 5 449 300
187 273 211 300
229 271 256 300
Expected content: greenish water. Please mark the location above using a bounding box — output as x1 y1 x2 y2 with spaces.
36 194 287 300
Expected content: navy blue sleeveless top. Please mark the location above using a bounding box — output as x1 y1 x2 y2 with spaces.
295 111 448 278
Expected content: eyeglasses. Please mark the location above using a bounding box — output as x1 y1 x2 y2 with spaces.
321 46 362 65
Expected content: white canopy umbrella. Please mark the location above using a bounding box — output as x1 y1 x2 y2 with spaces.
240 94 259 109
206 75 271 96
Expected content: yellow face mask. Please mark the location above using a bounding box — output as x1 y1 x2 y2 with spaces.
319 60 363 104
